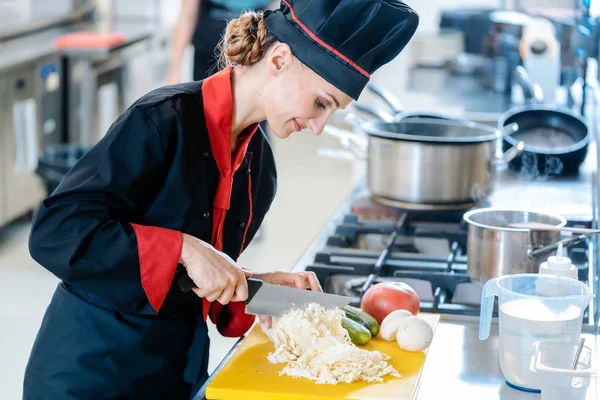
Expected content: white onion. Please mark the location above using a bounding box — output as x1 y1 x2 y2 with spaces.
379 309 413 341
396 316 434 352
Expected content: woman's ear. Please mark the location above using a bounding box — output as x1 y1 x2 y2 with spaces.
266 42 293 75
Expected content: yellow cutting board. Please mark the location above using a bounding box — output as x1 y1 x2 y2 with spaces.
206 313 440 400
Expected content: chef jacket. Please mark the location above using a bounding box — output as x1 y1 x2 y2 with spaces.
23 66 277 400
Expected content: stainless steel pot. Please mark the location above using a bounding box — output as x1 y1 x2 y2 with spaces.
329 117 523 206
463 208 572 283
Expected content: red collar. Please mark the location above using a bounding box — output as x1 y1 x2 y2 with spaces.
201 65 259 248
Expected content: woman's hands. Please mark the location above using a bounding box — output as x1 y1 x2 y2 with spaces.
252 271 323 329
179 233 324 329
179 233 250 305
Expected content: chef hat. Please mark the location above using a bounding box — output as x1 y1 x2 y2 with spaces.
263 0 419 100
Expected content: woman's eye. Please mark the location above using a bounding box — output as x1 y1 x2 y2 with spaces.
315 98 326 110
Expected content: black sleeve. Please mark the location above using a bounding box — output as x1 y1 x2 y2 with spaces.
29 106 182 315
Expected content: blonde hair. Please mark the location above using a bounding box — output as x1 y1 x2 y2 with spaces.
218 11 278 68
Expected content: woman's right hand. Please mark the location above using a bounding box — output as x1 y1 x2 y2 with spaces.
179 233 250 305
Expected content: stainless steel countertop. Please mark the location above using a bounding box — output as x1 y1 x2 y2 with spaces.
0 18 157 72
415 317 598 400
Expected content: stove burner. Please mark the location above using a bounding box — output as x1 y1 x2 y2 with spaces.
371 195 478 212
344 277 378 297
303 202 591 319
342 276 435 301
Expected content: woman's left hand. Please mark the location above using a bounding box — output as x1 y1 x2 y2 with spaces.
251 271 322 329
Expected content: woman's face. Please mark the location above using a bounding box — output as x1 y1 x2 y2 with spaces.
261 44 353 139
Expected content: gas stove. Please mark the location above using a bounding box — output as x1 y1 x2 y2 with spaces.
300 194 592 318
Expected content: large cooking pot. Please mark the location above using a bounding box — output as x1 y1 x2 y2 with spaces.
463 208 577 283
326 117 523 207
498 67 591 177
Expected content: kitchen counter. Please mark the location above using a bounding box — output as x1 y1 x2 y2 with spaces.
414 317 598 400
0 18 157 72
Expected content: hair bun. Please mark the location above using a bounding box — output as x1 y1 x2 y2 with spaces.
220 11 276 67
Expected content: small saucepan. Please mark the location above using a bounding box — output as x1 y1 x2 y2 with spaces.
498 67 591 177
464 208 589 283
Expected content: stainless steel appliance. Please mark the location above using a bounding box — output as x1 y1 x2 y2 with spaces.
65 27 165 145
0 55 63 227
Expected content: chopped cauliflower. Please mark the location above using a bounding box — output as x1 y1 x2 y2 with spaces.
266 303 401 384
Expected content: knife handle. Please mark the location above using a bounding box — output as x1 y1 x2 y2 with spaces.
244 278 263 305
178 273 263 304
177 273 197 292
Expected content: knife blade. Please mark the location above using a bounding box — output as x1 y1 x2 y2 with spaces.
177 274 352 316
244 278 353 317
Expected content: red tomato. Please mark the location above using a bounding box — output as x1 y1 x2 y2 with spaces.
360 282 420 323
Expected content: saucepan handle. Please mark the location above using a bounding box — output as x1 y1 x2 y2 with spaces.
491 140 524 167
366 82 404 114
498 122 519 138
529 235 588 259
322 124 368 160
352 103 395 122
344 112 369 129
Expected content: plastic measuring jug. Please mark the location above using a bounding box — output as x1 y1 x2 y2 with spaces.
479 274 593 392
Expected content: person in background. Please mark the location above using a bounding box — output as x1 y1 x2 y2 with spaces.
23 1 419 399
164 0 274 83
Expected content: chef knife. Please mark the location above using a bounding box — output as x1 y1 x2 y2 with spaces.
178 274 352 316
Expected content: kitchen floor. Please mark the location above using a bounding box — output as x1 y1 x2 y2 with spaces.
0 129 355 399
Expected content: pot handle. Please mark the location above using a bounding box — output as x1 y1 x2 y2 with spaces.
322 124 368 160
344 112 370 129
491 140 525 167
366 83 404 114
316 148 356 161
352 103 395 122
497 122 519 138
479 277 500 340
529 235 588 259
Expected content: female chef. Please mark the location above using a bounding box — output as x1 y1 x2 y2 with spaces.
23 1 418 399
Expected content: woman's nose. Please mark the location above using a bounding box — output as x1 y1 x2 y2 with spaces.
308 112 333 136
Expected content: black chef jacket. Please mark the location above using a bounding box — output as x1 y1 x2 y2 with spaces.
23 66 277 400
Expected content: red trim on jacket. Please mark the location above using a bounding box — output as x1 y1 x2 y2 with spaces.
130 223 182 313
201 66 259 334
280 0 371 79
239 153 254 253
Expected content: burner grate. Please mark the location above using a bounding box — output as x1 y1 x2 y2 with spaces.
306 211 591 317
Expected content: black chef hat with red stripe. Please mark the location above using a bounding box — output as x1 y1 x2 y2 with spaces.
263 0 419 100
